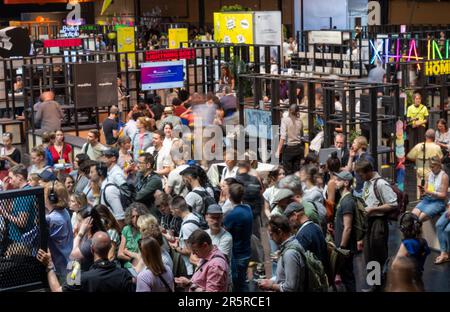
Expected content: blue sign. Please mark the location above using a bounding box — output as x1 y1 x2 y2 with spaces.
244 109 273 140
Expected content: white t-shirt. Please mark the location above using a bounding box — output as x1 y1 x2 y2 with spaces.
167 164 190 196
180 213 201 275
206 228 233 258
146 145 174 175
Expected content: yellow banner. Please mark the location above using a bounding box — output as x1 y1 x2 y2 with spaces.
214 12 253 45
117 26 135 70
168 28 188 49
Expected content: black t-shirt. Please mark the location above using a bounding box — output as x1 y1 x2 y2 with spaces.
151 103 165 121
102 117 118 145
63 260 135 292
334 193 357 251
0 148 21 170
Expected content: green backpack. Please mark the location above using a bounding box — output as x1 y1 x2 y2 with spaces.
336 193 367 242
282 244 329 292
352 195 368 242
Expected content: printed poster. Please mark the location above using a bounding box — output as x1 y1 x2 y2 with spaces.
117 26 135 70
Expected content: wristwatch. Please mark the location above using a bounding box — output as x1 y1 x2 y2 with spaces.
46 265 55 273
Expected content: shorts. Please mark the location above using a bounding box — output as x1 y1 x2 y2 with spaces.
416 197 446 218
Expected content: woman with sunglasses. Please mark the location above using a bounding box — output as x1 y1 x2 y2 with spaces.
0 132 21 180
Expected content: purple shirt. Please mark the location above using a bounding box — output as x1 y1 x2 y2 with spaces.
136 265 174 292
191 246 229 292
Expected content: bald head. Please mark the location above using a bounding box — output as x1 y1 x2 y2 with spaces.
91 231 112 259
425 129 435 141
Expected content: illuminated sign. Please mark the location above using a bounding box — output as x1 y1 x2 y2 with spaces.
370 38 450 74
60 25 79 38
145 48 195 62
44 38 82 48
425 60 450 76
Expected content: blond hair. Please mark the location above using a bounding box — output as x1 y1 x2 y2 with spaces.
137 214 158 236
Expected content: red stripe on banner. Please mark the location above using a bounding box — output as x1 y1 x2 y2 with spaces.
145 48 195 62
43 38 82 48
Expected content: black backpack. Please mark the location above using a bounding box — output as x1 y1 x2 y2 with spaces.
182 211 209 230
237 175 262 215
103 183 136 211
192 189 217 216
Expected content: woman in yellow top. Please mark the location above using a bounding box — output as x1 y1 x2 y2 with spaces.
407 92 429 150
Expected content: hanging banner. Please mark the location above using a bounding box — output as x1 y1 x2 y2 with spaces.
168 28 188 49
117 26 135 70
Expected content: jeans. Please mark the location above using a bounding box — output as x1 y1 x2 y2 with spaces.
436 212 450 253
268 237 279 278
231 256 250 292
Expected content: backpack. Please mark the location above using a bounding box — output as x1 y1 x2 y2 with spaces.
192 189 217 216
351 195 368 241
238 176 262 215
103 182 136 211
168 247 188 278
282 244 329 292
373 178 407 221
182 211 209 230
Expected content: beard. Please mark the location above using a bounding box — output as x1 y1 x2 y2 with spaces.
186 183 193 192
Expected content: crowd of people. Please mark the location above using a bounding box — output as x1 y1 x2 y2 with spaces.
1 73 450 293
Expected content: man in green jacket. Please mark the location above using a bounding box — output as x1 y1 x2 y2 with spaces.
135 153 163 211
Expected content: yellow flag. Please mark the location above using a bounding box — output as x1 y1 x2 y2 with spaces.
101 0 113 15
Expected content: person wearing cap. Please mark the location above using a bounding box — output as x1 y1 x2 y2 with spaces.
205 204 233 259
333 170 357 292
276 104 304 175
159 106 182 131
102 148 127 187
270 186 295 215
38 169 58 184
102 105 120 146
284 202 329 276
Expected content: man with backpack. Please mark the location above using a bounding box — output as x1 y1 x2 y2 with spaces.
235 159 263 239
223 183 253 292
355 160 398 292
135 153 163 213
334 171 357 292
284 202 329 277
258 215 306 292
102 148 127 187
91 162 125 227
169 196 207 277
181 166 216 215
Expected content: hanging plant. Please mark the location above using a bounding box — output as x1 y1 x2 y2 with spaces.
220 5 251 12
